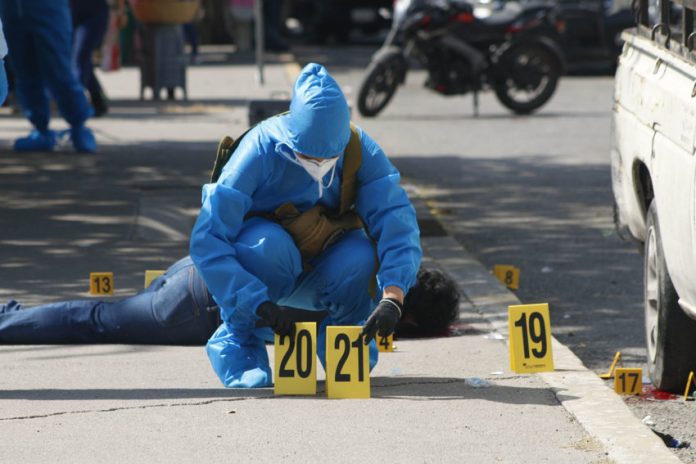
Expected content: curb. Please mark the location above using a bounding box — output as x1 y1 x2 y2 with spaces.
408 186 681 464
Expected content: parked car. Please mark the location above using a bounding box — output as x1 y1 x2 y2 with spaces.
474 0 634 67
555 0 634 66
611 0 696 392
290 0 393 42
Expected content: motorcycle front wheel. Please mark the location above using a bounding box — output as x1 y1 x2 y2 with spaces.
494 44 560 115
357 50 404 118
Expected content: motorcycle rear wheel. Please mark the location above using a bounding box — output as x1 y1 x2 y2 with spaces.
357 51 403 118
494 45 560 115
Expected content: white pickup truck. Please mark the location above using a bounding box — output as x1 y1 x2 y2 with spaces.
612 0 696 392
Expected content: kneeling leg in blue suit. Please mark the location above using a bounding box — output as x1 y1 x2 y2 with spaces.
206 218 378 388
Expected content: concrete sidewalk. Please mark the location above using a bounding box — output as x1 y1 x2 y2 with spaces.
0 50 677 463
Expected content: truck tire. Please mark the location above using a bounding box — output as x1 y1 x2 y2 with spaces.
644 201 696 392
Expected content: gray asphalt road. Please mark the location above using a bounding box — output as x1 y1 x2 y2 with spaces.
292 45 694 462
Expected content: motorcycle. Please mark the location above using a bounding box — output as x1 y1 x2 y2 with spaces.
356 0 566 117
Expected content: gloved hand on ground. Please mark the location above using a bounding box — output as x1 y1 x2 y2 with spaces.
361 298 403 344
255 301 328 337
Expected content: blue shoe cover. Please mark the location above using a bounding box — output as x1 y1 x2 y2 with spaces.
206 324 273 388
70 126 96 153
14 130 56 152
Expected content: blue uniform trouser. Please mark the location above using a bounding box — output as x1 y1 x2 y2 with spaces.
72 2 109 101
0 257 219 345
206 218 380 388
0 0 91 131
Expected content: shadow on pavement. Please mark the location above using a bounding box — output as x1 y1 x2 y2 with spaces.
0 141 212 305
395 156 645 371
0 378 574 405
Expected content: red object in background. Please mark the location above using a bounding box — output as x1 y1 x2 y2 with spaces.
452 12 474 23
101 14 122 72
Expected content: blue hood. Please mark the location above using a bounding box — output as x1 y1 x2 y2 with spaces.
283 63 350 158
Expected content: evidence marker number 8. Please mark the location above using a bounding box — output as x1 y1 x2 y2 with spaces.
508 303 554 373
274 322 317 395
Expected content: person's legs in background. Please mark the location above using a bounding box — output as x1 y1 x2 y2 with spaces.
1 0 96 152
263 0 288 51
72 2 109 117
0 0 56 151
182 22 199 64
31 0 95 152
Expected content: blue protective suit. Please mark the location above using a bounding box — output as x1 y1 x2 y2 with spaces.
0 18 8 106
0 0 91 131
190 63 422 388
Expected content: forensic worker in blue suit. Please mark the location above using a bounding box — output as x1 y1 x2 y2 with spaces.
190 63 422 388
0 0 96 152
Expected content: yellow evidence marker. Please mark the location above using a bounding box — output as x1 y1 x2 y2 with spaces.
614 368 642 395
89 272 114 295
326 326 370 399
599 351 623 379
493 265 520 290
274 322 317 396
683 371 695 401
377 333 394 352
144 270 166 288
508 303 554 373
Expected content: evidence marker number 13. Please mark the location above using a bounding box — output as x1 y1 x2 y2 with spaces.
90 272 114 295
508 303 554 373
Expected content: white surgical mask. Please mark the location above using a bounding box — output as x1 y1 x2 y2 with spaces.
277 144 339 197
296 154 338 183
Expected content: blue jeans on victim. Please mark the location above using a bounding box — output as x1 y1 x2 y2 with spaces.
0 257 219 345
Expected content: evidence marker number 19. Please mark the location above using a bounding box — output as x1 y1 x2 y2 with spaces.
508 303 554 373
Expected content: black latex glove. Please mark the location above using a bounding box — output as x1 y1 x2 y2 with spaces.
361 298 403 344
255 301 328 337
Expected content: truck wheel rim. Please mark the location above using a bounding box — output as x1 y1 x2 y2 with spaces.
645 225 659 364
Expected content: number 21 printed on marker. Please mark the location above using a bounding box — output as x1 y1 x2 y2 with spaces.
326 326 370 399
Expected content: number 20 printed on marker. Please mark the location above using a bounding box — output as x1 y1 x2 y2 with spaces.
274 322 317 395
